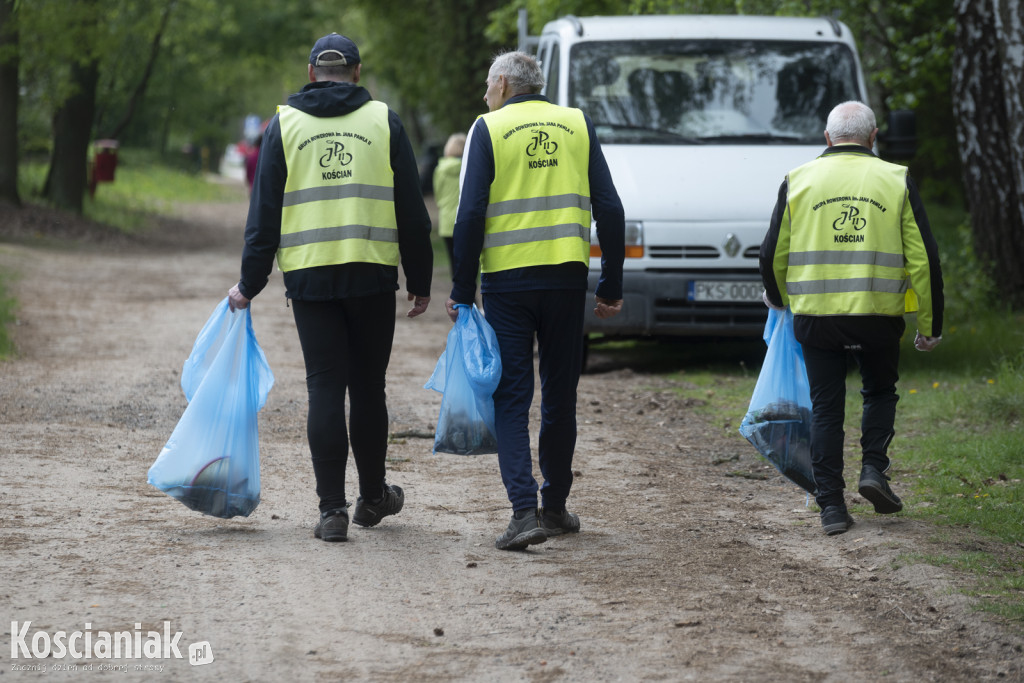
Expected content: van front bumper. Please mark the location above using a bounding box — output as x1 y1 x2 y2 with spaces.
583 270 768 338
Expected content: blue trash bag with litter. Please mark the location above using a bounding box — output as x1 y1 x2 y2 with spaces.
738 308 816 495
424 303 502 455
148 298 274 518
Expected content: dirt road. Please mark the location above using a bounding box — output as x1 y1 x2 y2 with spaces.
1 188 1021 682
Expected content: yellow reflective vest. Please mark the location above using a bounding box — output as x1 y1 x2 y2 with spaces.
276 101 398 272
773 146 937 334
480 101 591 273
433 156 461 239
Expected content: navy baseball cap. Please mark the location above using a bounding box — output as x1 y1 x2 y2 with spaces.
309 33 360 67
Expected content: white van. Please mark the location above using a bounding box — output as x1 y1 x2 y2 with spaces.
524 14 872 339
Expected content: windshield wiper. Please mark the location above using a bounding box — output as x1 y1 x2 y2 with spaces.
695 133 812 144
593 122 705 144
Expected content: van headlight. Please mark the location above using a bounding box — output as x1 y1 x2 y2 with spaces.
590 220 644 258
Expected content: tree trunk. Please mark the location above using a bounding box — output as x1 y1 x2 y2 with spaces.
43 58 99 213
952 0 1024 307
103 1 176 141
0 0 21 206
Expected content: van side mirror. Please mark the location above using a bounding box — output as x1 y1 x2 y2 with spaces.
878 109 916 161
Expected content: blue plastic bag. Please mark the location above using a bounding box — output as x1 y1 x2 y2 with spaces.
738 308 816 494
424 304 501 455
148 298 274 518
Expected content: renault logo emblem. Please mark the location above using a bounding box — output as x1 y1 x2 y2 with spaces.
723 233 741 257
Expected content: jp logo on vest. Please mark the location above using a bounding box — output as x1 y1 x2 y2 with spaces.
319 140 354 180
526 130 557 157
320 140 353 168
526 130 559 169
833 203 867 243
832 203 867 231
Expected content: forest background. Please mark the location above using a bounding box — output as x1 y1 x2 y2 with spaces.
0 0 1021 308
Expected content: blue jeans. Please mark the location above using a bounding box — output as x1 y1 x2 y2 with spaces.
482 290 586 512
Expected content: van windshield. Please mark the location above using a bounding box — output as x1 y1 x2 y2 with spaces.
569 39 861 144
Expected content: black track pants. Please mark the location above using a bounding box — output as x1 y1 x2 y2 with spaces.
291 293 396 512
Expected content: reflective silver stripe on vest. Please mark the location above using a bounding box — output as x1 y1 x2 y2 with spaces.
483 223 590 248
279 224 399 248
485 193 591 219
282 184 394 208
788 250 905 268
788 277 909 295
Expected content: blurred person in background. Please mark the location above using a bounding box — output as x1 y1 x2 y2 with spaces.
434 132 466 278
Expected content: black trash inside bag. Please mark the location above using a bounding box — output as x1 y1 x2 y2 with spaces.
425 304 502 455
739 308 816 495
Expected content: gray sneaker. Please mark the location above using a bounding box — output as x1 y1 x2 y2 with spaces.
495 509 547 551
352 483 405 527
314 508 349 542
858 466 903 514
539 508 580 537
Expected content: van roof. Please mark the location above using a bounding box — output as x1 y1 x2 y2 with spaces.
541 14 855 45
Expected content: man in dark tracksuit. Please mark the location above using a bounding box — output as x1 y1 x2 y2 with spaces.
446 51 625 551
760 101 943 536
228 33 433 542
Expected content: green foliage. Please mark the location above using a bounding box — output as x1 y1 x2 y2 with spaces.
890 348 1024 620
11 0 966 194
937 220 998 323
16 0 340 165
831 318 1024 621
85 148 245 231
485 0 626 45
340 0 509 147
901 551 1024 623
18 150 244 232
0 268 17 361
912 198 997 326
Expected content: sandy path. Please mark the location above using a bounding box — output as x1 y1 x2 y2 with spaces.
1 190 1020 681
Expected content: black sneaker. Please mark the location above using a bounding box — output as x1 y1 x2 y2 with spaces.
495 509 547 551
820 505 854 536
314 508 349 542
539 507 580 537
858 466 903 514
352 482 405 527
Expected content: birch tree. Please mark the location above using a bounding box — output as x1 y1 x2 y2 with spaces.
952 0 1024 306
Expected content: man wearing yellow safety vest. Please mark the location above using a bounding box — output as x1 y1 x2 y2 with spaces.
228 33 433 543
760 101 944 537
445 51 625 551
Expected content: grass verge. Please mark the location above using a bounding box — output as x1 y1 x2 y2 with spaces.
18 149 245 233
0 269 17 360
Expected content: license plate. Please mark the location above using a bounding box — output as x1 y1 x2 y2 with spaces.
687 280 762 302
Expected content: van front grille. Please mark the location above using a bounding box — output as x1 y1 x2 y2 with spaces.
648 245 719 259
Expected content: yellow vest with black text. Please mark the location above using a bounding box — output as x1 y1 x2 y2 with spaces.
780 150 914 318
276 101 397 272
481 101 591 273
